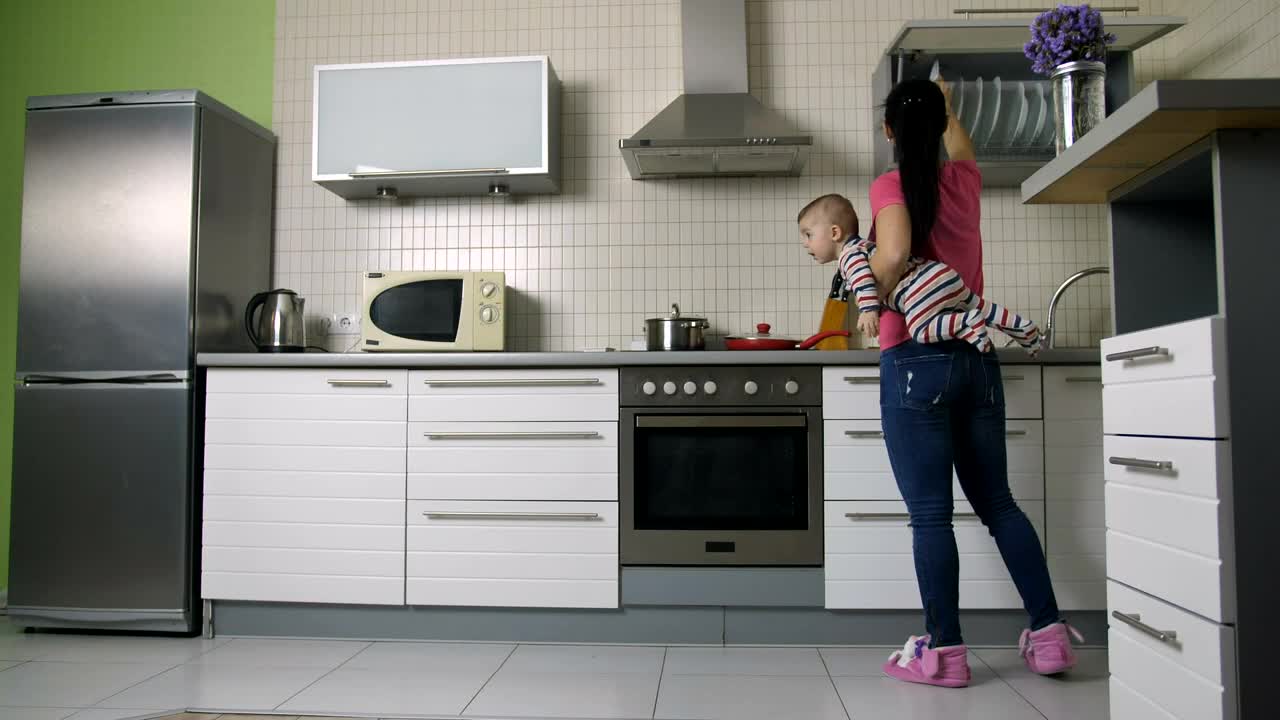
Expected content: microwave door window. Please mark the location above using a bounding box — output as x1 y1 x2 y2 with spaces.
370 279 464 342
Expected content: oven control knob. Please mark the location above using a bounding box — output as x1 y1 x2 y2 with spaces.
683 381 697 395
785 380 800 395
743 380 759 395
663 381 677 396
480 282 498 298
479 305 499 324
703 381 718 395
642 381 657 396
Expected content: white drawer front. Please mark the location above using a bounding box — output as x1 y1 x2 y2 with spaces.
203 521 404 551
1108 580 1236 720
409 474 617 502
1043 367 1102 419
1110 676 1181 720
206 393 407 421
205 418 406 447
204 444 405 474
203 496 404 526
409 421 618 448
202 572 403 605
1104 436 1230 500
822 367 881 420
1045 420 1104 481
409 369 618 422
824 420 1042 501
1103 376 1228 438
207 369 408 395
1048 554 1107 611
1101 316 1225 385
203 470 405 500
203 547 403 577
409 447 616 476
823 366 1039 419
824 500 1044 609
1106 530 1232 623
406 500 618 609
1106 483 1228 561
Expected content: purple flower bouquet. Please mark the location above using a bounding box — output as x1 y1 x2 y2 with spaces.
1024 4 1117 75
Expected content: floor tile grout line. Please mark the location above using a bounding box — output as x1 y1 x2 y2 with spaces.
271 639 374 712
970 651 1051 720
818 648 854 720
87 659 190 710
459 642 518 717
650 646 668 720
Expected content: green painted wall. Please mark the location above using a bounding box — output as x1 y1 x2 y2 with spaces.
0 1 275 592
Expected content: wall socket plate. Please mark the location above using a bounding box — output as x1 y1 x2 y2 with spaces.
320 313 361 336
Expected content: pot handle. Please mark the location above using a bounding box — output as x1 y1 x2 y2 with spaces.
796 330 851 350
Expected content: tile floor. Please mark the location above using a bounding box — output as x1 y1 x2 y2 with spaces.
0 620 1109 720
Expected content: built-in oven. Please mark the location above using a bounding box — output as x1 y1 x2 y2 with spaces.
620 366 822 566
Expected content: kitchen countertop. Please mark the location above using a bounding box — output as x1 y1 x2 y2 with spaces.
198 347 1100 367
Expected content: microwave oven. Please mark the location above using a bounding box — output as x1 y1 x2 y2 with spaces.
361 271 505 351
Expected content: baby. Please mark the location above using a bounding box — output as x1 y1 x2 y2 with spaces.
799 194 1040 353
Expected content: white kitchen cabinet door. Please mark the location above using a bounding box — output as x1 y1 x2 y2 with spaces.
823 366 1040 419
1043 366 1105 610
824 500 1045 609
314 56 560 199
406 500 618 609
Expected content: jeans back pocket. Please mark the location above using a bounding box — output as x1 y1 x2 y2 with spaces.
890 355 953 411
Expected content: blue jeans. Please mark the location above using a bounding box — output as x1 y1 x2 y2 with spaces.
880 340 1060 647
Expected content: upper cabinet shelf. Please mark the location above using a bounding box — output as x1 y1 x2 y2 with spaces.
873 16 1185 188
313 56 561 200
1020 79 1280 204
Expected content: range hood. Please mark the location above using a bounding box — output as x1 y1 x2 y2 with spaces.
619 0 812 179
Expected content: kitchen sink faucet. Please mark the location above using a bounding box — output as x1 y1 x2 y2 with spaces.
1042 267 1110 349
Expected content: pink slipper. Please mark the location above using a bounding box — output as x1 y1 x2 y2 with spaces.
1020 622 1085 675
883 635 971 688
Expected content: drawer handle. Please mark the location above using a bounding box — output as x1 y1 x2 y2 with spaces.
1105 346 1169 362
1003 374 1025 381
842 376 879 385
326 378 391 387
1112 611 1178 644
844 430 885 439
1109 456 1174 471
1006 429 1028 437
845 512 979 521
423 511 601 521
424 378 603 387
424 431 601 440
1065 376 1101 383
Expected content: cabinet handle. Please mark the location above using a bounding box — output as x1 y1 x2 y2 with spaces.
1112 611 1178 644
349 168 508 178
842 376 879 385
424 431 600 440
1006 429 1028 437
423 511 601 521
1105 346 1168 362
1003 374 1025 381
844 430 885 439
424 378 603 387
326 378 391 387
1109 456 1174 471
1065 376 1101 383
845 512 979 521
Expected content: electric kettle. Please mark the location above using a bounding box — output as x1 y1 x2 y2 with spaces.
245 289 306 352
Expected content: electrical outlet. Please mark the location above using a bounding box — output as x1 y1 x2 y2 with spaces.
323 313 361 335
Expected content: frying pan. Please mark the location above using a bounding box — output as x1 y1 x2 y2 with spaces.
724 323 851 351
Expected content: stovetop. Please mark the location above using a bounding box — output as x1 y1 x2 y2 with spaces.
619 366 822 407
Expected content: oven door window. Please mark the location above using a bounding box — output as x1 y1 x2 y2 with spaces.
632 414 808 530
369 279 463 342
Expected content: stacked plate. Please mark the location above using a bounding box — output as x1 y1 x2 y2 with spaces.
950 76 1054 152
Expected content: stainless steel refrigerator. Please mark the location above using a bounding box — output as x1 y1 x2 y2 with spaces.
9 90 274 632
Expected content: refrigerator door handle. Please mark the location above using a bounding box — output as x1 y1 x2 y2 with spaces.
22 372 186 385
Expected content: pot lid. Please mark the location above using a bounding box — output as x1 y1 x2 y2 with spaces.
647 303 706 323
727 323 795 341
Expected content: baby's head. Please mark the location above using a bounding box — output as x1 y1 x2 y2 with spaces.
798 194 859 264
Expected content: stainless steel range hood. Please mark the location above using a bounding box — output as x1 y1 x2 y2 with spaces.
619 0 812 179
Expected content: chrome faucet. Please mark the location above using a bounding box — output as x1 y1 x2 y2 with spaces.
1042 267 1110 349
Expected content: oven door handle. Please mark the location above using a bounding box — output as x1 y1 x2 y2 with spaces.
634 415 807 429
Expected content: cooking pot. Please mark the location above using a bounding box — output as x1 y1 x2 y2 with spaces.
644 304 708 351
725 323 850 351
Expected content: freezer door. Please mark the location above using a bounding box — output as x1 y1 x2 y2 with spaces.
17 104 199 375
9 382 195 629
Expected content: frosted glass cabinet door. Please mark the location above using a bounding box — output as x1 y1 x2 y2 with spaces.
314 57 550 178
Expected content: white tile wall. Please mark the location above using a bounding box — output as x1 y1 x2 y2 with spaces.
276 0 1280 353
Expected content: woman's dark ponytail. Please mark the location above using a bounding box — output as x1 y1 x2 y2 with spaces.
884 79 949 252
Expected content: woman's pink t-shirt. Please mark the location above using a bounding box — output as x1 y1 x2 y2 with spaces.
868 159 984 351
